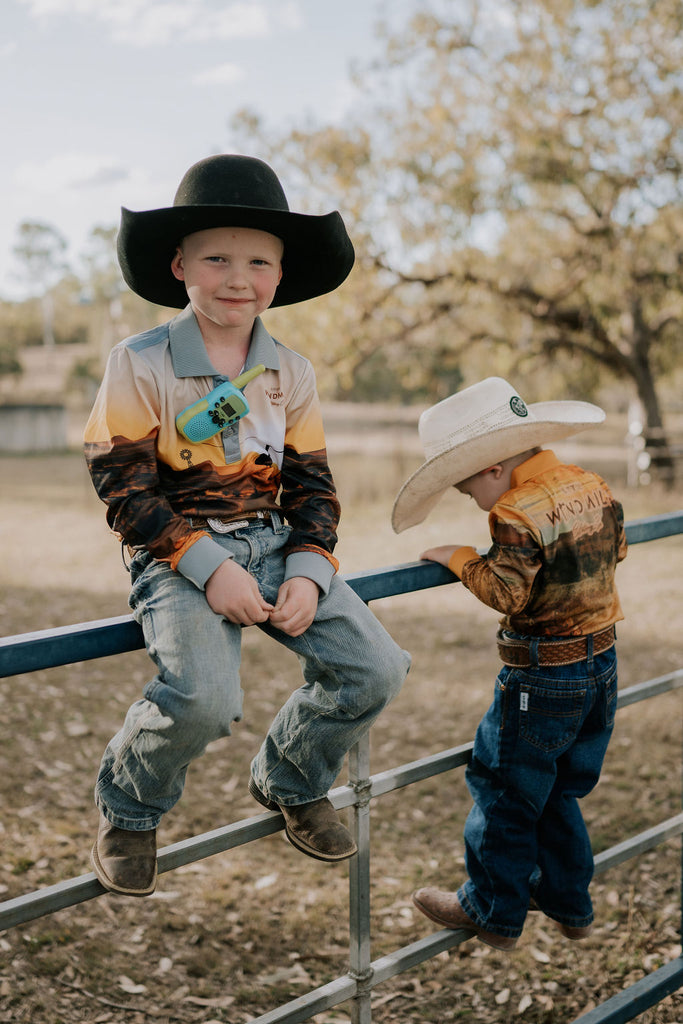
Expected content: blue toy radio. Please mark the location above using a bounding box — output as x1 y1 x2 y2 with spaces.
176 364 266 443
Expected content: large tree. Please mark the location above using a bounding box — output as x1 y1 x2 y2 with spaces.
236 0 683 472
368 0 683 460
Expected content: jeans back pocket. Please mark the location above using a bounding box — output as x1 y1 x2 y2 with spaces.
517 679 586 753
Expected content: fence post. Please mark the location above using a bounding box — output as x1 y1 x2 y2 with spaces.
348 733 374 1023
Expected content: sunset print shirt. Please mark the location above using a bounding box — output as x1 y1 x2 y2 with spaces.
83 305 341 592
447 450 627 637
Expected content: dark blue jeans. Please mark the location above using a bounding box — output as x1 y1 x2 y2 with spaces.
458 643 618 939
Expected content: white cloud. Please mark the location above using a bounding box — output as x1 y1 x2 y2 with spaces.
278 2 303 31
18 0 91 13
18 0 277 46
14 154 129 194
190 3 269 43
193 63 244 87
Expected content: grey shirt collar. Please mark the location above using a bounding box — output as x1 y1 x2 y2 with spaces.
169 304 281 378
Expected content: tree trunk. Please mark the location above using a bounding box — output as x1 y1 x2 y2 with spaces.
631 345 675 487
41 292 55 349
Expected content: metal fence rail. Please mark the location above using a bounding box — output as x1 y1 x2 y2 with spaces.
1 510 682 1024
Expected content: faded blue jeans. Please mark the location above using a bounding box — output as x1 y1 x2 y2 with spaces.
95 515 410 830
458 640 618 939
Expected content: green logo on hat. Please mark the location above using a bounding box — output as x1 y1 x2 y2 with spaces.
510 396 528 418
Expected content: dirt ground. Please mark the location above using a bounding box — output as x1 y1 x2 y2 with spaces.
0 447 682 1024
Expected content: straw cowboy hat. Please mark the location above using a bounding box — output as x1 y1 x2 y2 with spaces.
117 154 355 308
392 376 605 533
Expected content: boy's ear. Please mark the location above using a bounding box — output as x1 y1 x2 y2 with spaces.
488 463 505 479
171 248 184 282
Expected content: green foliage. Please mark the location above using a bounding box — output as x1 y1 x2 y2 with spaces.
12 221 68 295
0 222 167 386
232 0 682 431
0 344 23 379
66 356 102 398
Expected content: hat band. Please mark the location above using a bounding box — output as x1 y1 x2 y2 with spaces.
424 398 530 459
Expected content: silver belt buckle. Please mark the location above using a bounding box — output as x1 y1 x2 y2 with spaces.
207 517 250 534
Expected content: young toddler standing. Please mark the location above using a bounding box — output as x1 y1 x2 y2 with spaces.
392 377 627 949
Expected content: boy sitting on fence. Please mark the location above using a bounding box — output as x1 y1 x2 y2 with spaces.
83 154 409 897
392 377 627 950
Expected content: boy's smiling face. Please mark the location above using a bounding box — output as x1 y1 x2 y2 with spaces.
171 226 283 337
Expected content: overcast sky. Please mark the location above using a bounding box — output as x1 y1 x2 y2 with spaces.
2 0 409 300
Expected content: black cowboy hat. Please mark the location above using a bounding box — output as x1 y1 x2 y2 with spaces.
117 154 355 308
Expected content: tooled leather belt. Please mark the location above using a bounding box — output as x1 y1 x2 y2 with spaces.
190 510 275 534
497 625 616 667
125 510 277 561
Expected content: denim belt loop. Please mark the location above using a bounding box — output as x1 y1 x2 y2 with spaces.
529 638 539 668
586 633 594 671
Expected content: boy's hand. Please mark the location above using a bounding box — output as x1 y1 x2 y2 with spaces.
269 577 319 637
420 545 463 568
205 558 273 625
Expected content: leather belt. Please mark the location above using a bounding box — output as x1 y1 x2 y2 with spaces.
191 510 275 534
124 510 276 562
497 625 616 667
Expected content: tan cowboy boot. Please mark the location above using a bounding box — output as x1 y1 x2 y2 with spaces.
412 887 518 950
249 778 357 861
91 813 157 896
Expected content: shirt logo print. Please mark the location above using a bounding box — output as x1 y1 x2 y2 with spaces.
266 387 284 406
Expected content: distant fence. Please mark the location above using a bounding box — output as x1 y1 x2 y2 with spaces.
0 403 68 452
1 511 682 1024
626 423 683 488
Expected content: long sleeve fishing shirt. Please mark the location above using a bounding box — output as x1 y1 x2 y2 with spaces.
83 305 341 593
447 450 627 637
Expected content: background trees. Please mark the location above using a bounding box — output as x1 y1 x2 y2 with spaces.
1 0 681 457
385 0 683 429
261 0 683 430
12 221 69 349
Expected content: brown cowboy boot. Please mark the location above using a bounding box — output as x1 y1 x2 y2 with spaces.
249 778 357 861
91 813 157 896
412 887 518 951
529 897 594 939
555 920 594 939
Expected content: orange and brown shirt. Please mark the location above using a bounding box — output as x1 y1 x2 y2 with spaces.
84 305 341 592
448 450 627 637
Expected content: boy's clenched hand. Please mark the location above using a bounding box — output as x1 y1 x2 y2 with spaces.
269 577 319 637
205 558 273 625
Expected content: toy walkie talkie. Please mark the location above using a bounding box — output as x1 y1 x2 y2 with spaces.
175 364 266 443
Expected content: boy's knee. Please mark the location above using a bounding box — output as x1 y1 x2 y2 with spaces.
189 689 242 737
368 644 410 702
390 646 411 696
147 680 242 746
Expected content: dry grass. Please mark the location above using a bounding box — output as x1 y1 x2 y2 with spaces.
1 444 682 1023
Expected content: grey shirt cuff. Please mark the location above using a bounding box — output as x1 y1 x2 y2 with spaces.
284 550 336 595
177 534 233 590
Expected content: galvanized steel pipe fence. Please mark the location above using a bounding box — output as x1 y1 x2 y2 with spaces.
1 510 682 1024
